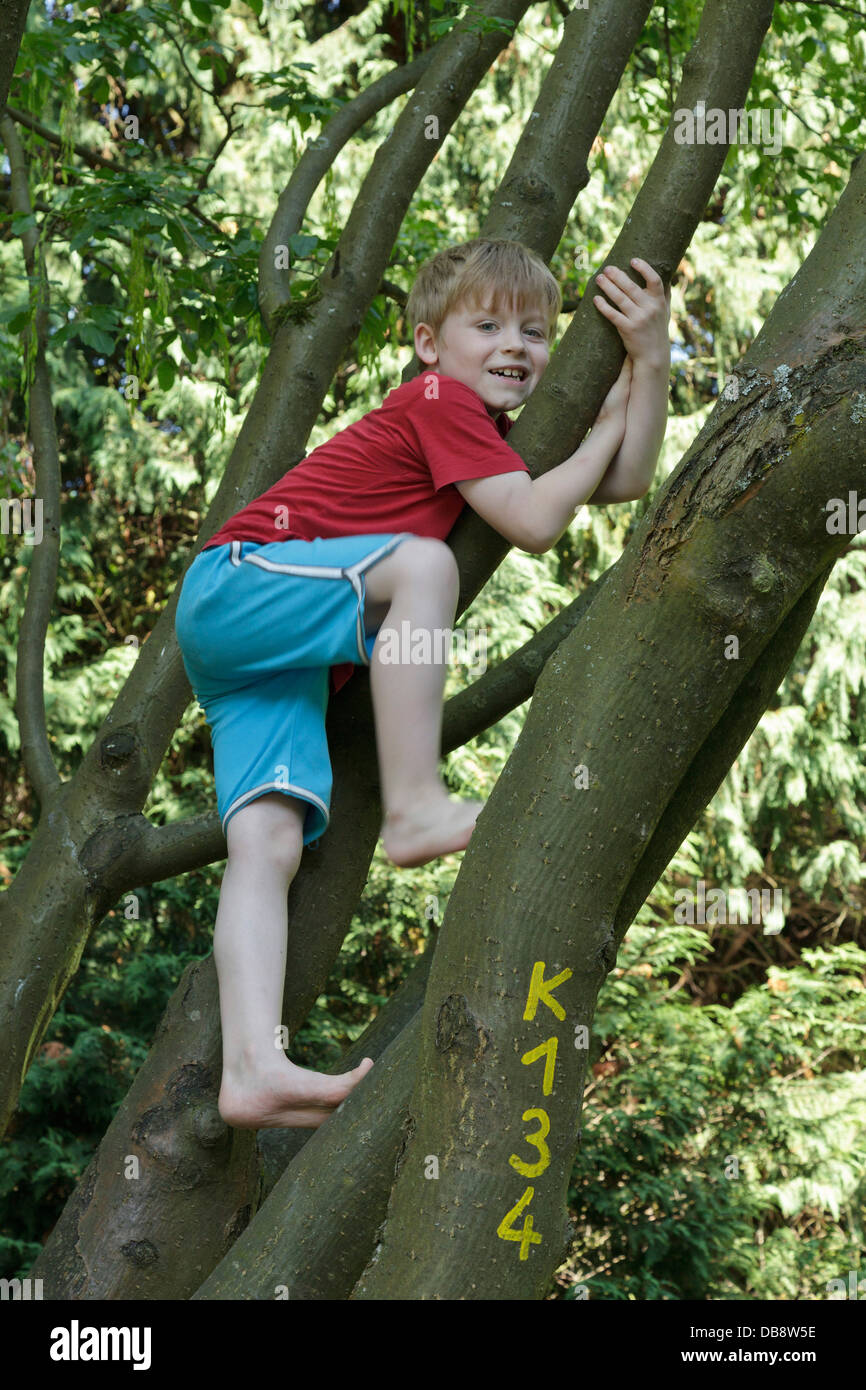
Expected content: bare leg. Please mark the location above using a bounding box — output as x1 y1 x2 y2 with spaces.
363 538 486 867
215 793 373 1129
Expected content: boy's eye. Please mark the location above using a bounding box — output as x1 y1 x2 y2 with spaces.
478 322 545 337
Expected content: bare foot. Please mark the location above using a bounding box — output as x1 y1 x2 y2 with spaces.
218 1056 374 1130
381 795 485 868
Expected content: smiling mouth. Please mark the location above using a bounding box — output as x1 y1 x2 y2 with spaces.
489 368 529 382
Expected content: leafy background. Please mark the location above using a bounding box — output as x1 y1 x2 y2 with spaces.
0 0 864 1298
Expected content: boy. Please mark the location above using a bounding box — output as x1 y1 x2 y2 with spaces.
175 238 670 1130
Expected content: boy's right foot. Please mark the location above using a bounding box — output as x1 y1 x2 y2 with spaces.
381 795 485 868
218 1056 374 1130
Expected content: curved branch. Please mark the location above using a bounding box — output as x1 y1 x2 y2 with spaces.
258 50 436 329
0 113 62 809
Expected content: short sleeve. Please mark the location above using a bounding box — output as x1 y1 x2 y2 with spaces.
408 373 529 493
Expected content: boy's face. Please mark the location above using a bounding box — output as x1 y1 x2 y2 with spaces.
414 293 552 417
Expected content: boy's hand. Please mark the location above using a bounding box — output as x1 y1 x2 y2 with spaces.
593 257 670 371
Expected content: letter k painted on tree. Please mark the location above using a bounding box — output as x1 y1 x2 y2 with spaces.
522 960 573 1022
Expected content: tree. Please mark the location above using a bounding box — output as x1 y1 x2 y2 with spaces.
2 0 863 1298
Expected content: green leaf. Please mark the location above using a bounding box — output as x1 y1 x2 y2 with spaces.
48 321 77 345
189 0 213 20
124 50 151 78
246 0 263 13
87 76 111 104
70 224 95 253
230 283 257 316
167 220 188 255
288 233 319 259
11 212 37 236
266 91 298 111
156 358 176 390
77 322 115 354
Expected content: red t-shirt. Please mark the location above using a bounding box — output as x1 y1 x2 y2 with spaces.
204 370 528 693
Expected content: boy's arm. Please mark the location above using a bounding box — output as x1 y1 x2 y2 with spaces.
584 258 671 505
455 359 632 553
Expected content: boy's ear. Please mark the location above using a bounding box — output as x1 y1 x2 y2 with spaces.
414 321 438 365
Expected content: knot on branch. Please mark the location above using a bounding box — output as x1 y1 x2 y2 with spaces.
78 813 150 887
749 554 778 594
120 1239 159 1268
594 926 618 977
502 173 555 206
435 994 490 1058
165 1062 217 1106
98 727 139 772
191 1102 228 1149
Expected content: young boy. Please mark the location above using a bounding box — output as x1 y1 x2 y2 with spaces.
175 238 670 1130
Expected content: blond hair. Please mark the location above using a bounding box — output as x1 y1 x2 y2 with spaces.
405 238 561 345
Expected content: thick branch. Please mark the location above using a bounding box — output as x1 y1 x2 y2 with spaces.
194 566 831 1303
446 0 780 610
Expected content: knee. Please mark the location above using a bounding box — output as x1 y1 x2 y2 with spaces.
407 538 460 598
226 800 305 880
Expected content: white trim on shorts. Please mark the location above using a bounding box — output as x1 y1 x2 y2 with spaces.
228 535 414 665
221 780 331 836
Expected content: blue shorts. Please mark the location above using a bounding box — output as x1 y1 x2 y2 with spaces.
175 532 414 847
